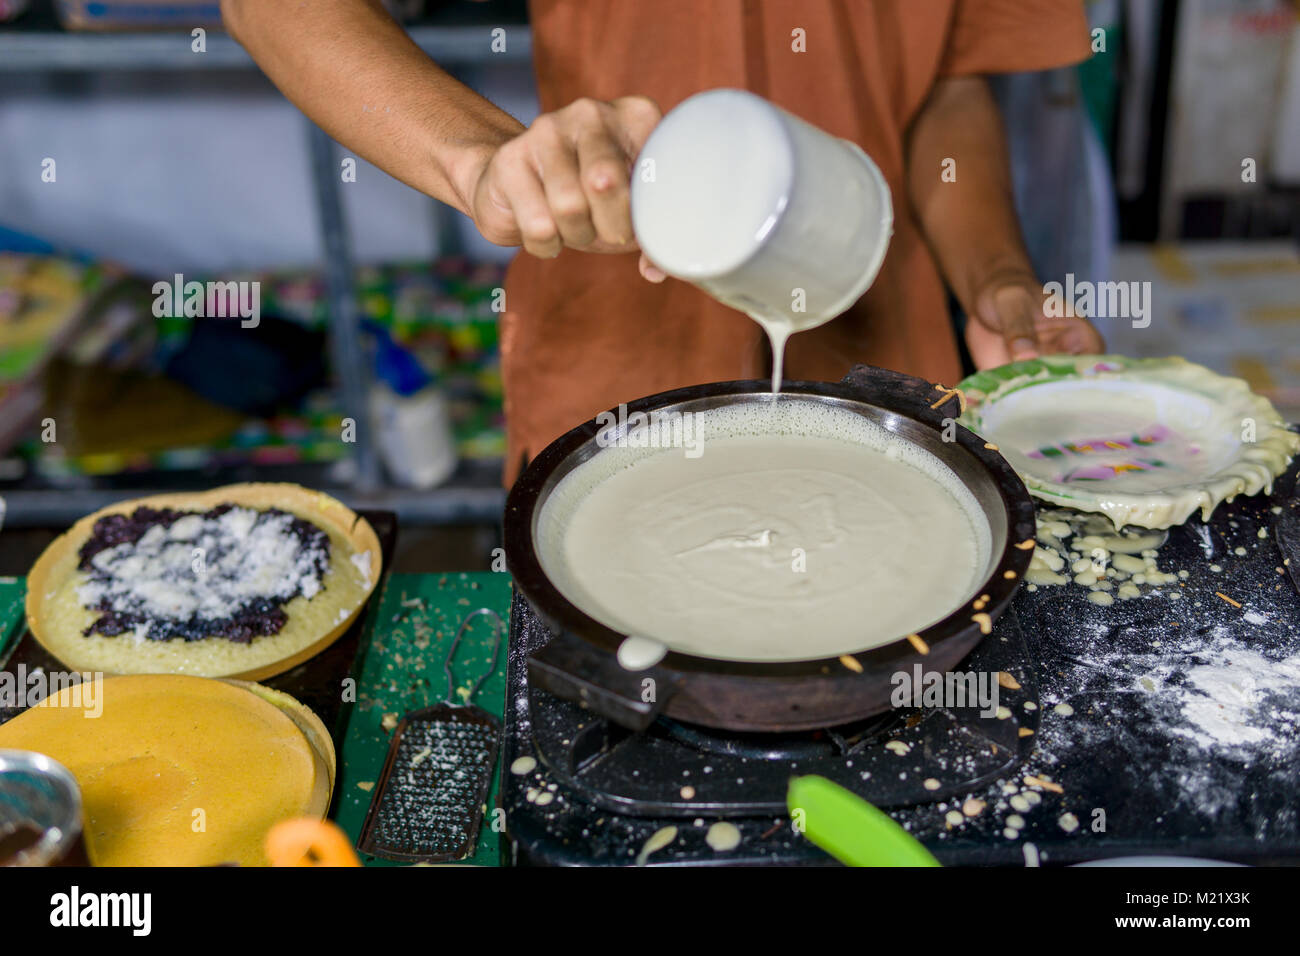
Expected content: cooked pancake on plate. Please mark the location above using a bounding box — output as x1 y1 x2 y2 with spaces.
958 355 1300 529
0 674 334 866
26 483 381 680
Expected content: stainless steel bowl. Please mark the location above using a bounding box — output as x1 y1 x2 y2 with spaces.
0 749 82 867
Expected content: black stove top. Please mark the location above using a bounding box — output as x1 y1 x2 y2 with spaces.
500 461 1300 866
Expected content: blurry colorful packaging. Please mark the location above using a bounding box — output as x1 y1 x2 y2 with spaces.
54 1 222 31
0 0 30 24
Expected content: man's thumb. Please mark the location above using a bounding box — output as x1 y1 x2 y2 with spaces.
980 285 1040 361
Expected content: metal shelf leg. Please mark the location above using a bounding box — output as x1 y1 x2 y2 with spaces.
306 120 381 492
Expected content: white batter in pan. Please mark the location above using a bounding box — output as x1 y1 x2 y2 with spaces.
535 399 992 662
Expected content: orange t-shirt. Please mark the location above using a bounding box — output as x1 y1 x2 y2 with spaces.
502 0 1091 483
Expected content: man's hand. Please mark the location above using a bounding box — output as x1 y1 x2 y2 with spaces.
222 3 663 273
906 76 1104 370
964 272 1104 369
468 96 662 265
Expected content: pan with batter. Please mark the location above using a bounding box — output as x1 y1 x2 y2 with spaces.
536 399 991 663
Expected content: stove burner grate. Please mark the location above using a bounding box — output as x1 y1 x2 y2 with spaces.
652 710 909 761
507 594 1039 822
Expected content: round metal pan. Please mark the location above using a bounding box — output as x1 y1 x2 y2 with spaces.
504 364 1037 732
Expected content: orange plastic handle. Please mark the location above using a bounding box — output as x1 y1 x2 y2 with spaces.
265 819 361 867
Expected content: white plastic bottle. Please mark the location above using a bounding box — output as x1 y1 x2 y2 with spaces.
366 325 457 489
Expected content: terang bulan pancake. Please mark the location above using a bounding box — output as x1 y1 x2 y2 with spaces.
0 674 332 867
26 483 380 681
535 398 992 663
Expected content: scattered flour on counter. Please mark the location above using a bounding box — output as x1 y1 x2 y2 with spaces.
1157 646 1300 750
1025 602 1300 827
902 492 1299 845
1055 623 1300 757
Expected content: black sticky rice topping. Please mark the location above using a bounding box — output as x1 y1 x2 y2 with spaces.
76 503 330 644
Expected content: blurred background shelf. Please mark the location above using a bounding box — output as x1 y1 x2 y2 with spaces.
0 21 532 70
0 458 505 528
0 2 531 534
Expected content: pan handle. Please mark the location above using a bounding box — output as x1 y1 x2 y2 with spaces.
840 363 961 425
527 632 681 732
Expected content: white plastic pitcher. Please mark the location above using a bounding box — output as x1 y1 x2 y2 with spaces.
631 89 894 338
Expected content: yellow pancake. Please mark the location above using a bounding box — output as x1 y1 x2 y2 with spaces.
25 483 381 681
0 674 332 866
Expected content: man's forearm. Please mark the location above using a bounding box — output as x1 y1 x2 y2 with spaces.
221 0 523 215
905 76 1036 314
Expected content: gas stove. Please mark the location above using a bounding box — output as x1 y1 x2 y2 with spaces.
500 460 1300 866
501 592 1037 865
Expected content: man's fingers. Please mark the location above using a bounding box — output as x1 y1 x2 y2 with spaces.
576 124 634 247
611 95 663 159
964 317 1010 369
472 97 661 258
1066 317 1105 353
527 118 597 250
497 148 562 258
639 253 667 282
967 279 1105 369
986 285 1041 361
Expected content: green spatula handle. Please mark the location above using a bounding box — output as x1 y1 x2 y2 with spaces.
787 775 941 867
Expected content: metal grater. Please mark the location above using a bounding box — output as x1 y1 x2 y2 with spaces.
357 607 505 863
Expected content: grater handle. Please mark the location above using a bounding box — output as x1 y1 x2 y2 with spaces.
445 607 505 706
